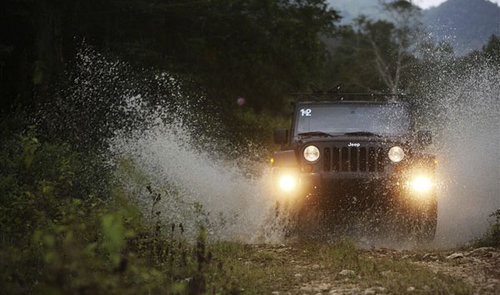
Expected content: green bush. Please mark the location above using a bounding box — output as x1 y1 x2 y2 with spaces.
0 125 258 294
472 209 500 248
0 127 214 294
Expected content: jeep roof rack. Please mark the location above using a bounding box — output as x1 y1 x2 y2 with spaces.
290 92 407 102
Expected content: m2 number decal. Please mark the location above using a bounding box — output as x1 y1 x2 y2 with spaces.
300 108 312 117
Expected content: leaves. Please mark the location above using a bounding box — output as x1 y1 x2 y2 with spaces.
101 213 126 265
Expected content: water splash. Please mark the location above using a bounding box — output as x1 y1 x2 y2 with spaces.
43 47 280 242
419 61 500 246
110 109 277 242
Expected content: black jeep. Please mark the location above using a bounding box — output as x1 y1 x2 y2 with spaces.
271 99 437 241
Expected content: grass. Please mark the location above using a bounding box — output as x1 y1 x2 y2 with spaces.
201 240 472 294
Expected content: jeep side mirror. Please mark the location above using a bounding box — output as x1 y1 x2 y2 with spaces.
273 128 288 145
416 130 432 145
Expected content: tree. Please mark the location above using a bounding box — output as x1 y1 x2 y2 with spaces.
356 0 422 98
482 35 500 65
317 23 390 93
0 0 340 114
154 0 340 111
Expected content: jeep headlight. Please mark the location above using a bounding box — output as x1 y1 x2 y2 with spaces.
279 174 297 192
410 175 433 193
303 145 320 162
388 146 405 162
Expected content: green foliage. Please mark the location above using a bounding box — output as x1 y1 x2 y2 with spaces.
101 213 127 265
0 129 184 293
472 210 500 248
0 127 284 294
226 107 291 158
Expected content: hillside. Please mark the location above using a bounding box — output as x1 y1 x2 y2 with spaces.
328 0 388 23
328 0 500 55
423 0 500 55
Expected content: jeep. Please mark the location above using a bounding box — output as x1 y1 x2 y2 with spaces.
271 98 437 241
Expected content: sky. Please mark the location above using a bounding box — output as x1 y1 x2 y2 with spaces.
413 0 500 9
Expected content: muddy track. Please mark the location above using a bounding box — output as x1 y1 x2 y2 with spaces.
244 244 500 294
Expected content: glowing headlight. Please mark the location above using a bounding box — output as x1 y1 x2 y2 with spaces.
279 175 297 192
303 145 320 162
410 176 433 193
388 146 405 162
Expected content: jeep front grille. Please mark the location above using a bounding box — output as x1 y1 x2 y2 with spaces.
323 146 385 172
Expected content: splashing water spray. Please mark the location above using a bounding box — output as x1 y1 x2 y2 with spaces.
43 47 498 246
428 64 500 246
43 47 282 243
110 115 280 242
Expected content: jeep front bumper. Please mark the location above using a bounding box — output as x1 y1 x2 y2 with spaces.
273 168 436 207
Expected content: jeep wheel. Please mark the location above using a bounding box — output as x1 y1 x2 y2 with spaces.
295 204 328 240
401 198 438 243
386 199 437 244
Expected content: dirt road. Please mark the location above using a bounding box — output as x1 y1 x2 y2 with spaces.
225 243 500 294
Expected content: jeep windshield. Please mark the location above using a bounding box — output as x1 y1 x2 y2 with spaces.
294 103 411 138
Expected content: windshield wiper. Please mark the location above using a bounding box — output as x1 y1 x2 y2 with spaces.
297 131 336 138
343 131 381 137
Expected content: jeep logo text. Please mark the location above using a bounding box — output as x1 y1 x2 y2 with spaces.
348 142 361 147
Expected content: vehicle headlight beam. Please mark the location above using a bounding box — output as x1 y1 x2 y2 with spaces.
410 175 433 193
279 174 297 192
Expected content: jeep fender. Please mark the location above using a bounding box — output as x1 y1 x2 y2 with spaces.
271 150 298 168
